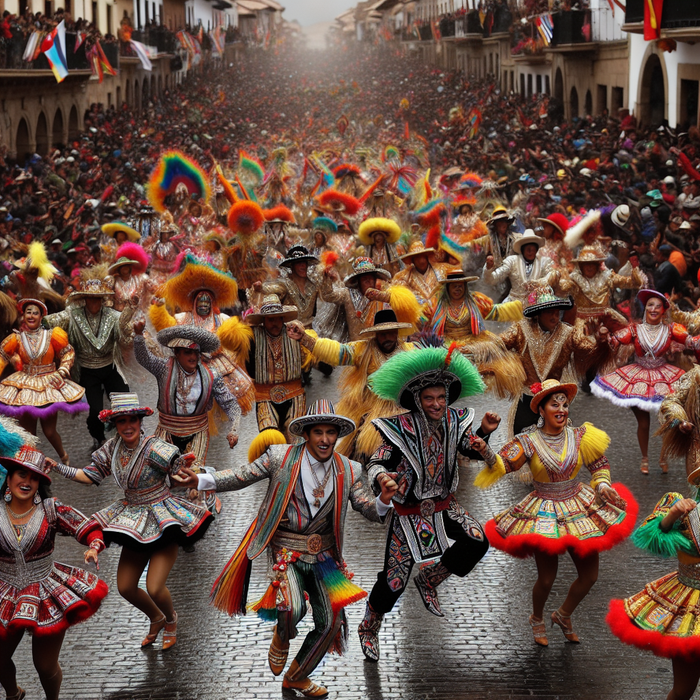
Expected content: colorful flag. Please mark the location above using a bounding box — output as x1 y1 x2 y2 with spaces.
74 31 86 50
88 42 117 82
41 20 68 83
129 39 152 71
535 15 553 45
22 31 43 61
644 0 664 40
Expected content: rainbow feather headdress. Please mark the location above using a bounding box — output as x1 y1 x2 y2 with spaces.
162 253 238 310
147 150 211 213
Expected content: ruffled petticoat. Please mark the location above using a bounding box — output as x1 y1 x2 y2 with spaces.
0 368 88 418
608 559 700 659
591 359 684 412
0 559 107 637
92 490 213 552
485 480 638 558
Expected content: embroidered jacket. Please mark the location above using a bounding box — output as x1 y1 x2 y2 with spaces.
483 254 558 303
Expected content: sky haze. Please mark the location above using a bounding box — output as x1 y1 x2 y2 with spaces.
283 0 354 27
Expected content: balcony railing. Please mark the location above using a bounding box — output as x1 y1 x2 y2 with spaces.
625 0 643 24
0 31 118 72
130 28 179 54
625 0 700 28
551 10 591 45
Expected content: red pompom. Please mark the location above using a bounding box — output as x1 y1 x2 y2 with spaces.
530 382 543 395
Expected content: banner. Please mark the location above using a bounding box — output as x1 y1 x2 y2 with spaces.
41 20 68 83
644 0 664 40
129 39 153 70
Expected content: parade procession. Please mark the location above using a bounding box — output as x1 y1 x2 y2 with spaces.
4 5 700 698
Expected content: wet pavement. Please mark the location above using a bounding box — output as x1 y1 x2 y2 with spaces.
10 361 688 699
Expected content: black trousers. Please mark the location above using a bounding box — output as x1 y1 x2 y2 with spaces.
368 510 489 615
513 395 538 436
79 364 129 440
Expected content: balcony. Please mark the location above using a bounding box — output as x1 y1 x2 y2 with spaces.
624 0 700 39
0 32 117 76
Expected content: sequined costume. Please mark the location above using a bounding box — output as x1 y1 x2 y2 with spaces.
475 422 637 557
392 261 451 305
0 498 107 637
0 327 87 419
592 322 691 412
110 272 151 312
134 334 241 467
483 253 558 304
80 434 213 551
202 433 381 685
261 275 324 329
608 492 700 658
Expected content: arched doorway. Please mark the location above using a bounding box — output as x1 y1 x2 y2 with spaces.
52 108 64 148
639 53 665 126
15 117 31 162
142 78 149 109
35 112 49 155
554 67 564 102
126 80 132 107
134 79 140 111
68 105 79 141
585 89 592 116
570 87 579 119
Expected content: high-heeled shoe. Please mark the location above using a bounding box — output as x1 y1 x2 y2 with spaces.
640 457 649 475
61 453 70 466
141 616 166 647
551 609 580 643
529 614 548 646
6 687 26 700
163 611 178 650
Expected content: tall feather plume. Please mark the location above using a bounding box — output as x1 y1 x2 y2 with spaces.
564 210 601 250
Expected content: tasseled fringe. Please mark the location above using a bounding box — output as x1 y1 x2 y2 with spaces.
217 317 253 365
632 515 696 558
579 422 611 464
388 285 421 332
210 519 257 616
149 303 177 331
485 300 523 323
327 617 349 656
351 398 406 459
248 429 287 462
302 330 318 371
655 418 693 459
316 554 367 617
473 458 506 489
248 582 279 621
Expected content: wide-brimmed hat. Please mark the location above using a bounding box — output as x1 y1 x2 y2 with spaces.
537 213 569 238
487 206 514 227
357 217 401 246
360 309 413 336
573 244 607 264
163 253 238 309
108 255 141 275
101 222 140 242
68 278 115 300
279 245 320 269
312 216 338 234
0 445 51 483
400 241 435 261
637 288 669 310
523 283 573 318
513 230 545 255
439 270 479 285
98 392 154 424
529 379 578 413
263 205 296 225
289 399 355 438
611 204 630 228
246 294 298 325
343 257 392 288
17 298 48 316
156 325 221 354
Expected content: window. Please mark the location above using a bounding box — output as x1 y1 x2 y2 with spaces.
536 75 542 94
611 86 623 114
527 73 533 97
597 84 607 115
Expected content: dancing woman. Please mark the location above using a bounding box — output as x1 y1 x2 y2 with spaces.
592 289 693 474
50 393 213 650
0 299 88 463
0 438 107 700
474 380 637 646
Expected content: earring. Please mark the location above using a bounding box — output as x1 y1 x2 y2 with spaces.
3 489 11 503
33 492 42 505
537 416 544 428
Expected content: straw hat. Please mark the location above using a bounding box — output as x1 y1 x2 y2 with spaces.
529 379 578 413
246 295 299 325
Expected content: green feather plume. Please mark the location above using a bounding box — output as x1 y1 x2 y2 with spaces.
369 347 484 403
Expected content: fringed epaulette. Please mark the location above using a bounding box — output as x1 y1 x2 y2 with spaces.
578 422 610 464
217 316 253 364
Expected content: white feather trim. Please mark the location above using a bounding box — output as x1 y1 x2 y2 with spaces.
564 210 601 250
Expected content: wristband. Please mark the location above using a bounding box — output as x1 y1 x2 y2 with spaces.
53 461 78 480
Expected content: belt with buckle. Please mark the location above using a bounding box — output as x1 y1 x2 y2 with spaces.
271 530 335 555
255 379 304 404
393 494 454 519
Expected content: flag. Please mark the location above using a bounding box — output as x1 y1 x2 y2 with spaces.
644 0 663 40
41 20 68 83
88 42 117 82
74 31 86 50
129 39 152 70
535 15 553 46
22 31 42 61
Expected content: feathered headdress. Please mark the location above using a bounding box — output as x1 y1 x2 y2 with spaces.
415 200 446 228
228 201 265 236
564 210 601 250
238 151 265 185
24 242 58 281
316 189 361 216
0 415 38 480
263 205 295 224
112 242 149 274
162 253 238 310
147 151 211 213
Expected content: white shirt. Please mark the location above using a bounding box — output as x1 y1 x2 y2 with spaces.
177 368 202 415
196 447 392 516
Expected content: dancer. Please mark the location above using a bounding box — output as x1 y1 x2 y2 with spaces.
474 379 637 646
607 485 700 700
357 346 496 661
357 217 403 277
43 278 135 450
0 437 107 700
0 299 87 463
592 289 693 474
426 270 525 399
105 242 151 312
394 241 452 303
50 393 212 651
178 400 393 698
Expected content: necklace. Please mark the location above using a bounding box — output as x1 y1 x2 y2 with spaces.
176 366 198 413
309 460 333 508
5 503 36 519
267 334 284 370
540 430 567 451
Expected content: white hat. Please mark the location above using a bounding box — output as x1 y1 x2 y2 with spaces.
513 229 545 254
680 221 692 231
612 204 630 228
663 176 675 186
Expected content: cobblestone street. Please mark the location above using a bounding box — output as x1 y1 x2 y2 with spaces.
10 365 687 700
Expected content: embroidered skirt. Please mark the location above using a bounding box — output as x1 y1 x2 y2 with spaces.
92 495 213 552
591 361 684 412
608 563 700 659
485 481 637 558
0 368 88 418
0 559 108 638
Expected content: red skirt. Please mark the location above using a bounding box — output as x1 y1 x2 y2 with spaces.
484 482 638 559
